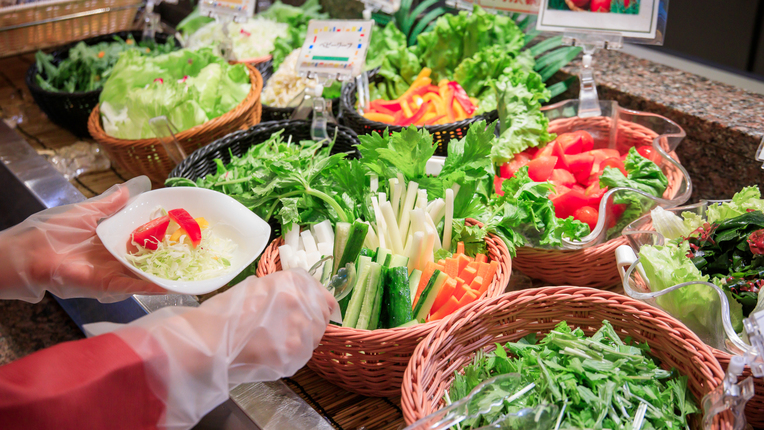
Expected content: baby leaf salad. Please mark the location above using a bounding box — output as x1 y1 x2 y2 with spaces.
127 208 236 281
639 186 764 334
448 321 698 430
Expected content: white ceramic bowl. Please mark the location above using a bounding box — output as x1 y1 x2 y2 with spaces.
97 187 271 295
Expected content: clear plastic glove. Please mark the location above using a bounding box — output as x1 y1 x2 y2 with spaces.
86 269 336 430
0 176 167 303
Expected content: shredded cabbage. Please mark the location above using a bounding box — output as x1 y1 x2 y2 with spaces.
261 49 320 107
185 18 288 61
127 228 237 281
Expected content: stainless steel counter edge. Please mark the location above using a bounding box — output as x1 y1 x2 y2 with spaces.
0 122 333 430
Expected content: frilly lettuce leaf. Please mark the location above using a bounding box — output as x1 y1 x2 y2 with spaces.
706 186 764 224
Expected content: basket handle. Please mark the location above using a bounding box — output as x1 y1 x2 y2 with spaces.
149 116 187 166
615 245 637 282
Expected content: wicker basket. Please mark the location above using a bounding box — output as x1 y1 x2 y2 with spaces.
340 72 498 156
401 286 733 429
513 110 688 289
88 64 263 185
167 120 361 242
257 218 512 397
0 0 141 58
25 30 178 138
620 204 764 428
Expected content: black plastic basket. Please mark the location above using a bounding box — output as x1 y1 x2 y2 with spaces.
168 119 360 240
25 31 178 138
340 73 498 156
257 60 380 122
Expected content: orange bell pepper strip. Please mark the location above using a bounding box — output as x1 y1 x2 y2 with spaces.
416 67 432 80
441 86 455 122
401 102 414 119
400 101 431 127
364 112 395 123
452 99 467 121
422 93 446 116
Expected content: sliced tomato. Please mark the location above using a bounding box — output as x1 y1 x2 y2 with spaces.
585 182 607 208
589 148 621 159
533 143 555 160
527 156 557 182
606 203 628 229
167 208 202 248
585 172 601 187
551 189 588 220
636 145 660 163
574 206 599 231
524 147 540 158
570 184 586 194
575 130 594 152
494 175 505 196
131 215 170 250
550 184 571 199
549 169 576 188
556 132 583 155
600 157 628 177
552 141 569 169
564 153 594 184
500 153 532 179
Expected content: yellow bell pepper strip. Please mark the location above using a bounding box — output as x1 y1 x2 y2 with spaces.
195 217 209 229
438 79 449 86
364 112 395 123
452 99 467 121
425 114 446 125
422 93 446 116
447 81 476 116
400 102 431 126
401 102 414 118
413 95 424 107
442 85 455 122
416 67 432 80
400 77 432 100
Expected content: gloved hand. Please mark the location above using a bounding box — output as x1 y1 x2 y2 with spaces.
87 269 336 430
0 176 167 303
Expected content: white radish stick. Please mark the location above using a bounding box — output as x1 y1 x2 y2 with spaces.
363 221 380 249
370 174 379 193
430 198 446 226
403 233 413 257
451 183 461 198
426 200 437 213
410 208 427 235
422 223 437 265
278 245 294 270
301 230 318 254
296 250 308 270
408 231 425 274
425 213 442 252
415 189 428 210
312 220 334 245
398 181 419 246
317 242 333 258
395 173 405 219
390 178 400 216
285 225 301 250
379 192 386 203
371 196 388 249
443 189 454 252
381 201 405 255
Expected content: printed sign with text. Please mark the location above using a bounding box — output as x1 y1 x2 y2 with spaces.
297 20 374 80
479 0 539 14
199 0 254 20
536 0 661 40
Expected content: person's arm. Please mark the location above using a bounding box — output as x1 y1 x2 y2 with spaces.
0 333 165 430
0 270 336 430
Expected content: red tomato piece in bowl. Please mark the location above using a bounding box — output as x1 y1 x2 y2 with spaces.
527 156 557 182
131 216 170 250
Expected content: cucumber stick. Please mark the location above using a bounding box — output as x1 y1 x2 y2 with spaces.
335 221 369 274
413 270 449 321
355 262 383 330
389 254 409 268
359 248 376 260
333 222 351 274
342 256 372 328
368 267 385 330
408 269 422 303
376 247 391 265
384 266 413 328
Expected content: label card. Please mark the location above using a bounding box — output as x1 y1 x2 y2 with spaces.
199 0 254 21
478 0 539 14
536 0 663 41
360 0 401 14
297 20 374 80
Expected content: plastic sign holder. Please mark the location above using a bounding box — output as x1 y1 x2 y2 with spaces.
535 0 667 117
149 116 186 167
360 0 400 16
199 0 255 61
445 0 474 11
478 0 539 15
293 19 374 141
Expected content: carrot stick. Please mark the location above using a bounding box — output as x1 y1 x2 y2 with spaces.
457 289 479 308
444 258 459 278
469 276 483 292
430 296 460 320
457 255 471 274
456 242 465 255
453 278 468 300
477 260 497 282
430 277 457 314
475 254 488 263
414 261 443 307
459 266 478 285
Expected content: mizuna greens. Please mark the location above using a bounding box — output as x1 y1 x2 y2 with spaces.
448 321 698 430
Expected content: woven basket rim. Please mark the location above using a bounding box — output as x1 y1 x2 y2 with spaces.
87 64 263 146
401 285 729 426
25 30 178 97
0 0 140 13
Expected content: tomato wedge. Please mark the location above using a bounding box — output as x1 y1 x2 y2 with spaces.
168 209 202 248
494 175 505 196
500 153 531 179
575 131 594 152
556 132 583 155
549 169 576 188
551 189 588 220
636 145 660 163
600 157 628 177
527 156 557 182
131 216 170 250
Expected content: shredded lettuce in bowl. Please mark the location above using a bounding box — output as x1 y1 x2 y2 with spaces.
185 18 288 61
126 229 237 281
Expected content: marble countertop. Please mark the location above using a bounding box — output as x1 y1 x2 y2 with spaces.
2 46 764 367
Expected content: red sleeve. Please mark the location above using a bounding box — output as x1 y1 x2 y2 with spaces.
0 333 165 430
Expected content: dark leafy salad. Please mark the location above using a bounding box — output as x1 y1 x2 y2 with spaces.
449 320 698 430
34 34 177 93
640 186 764 333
